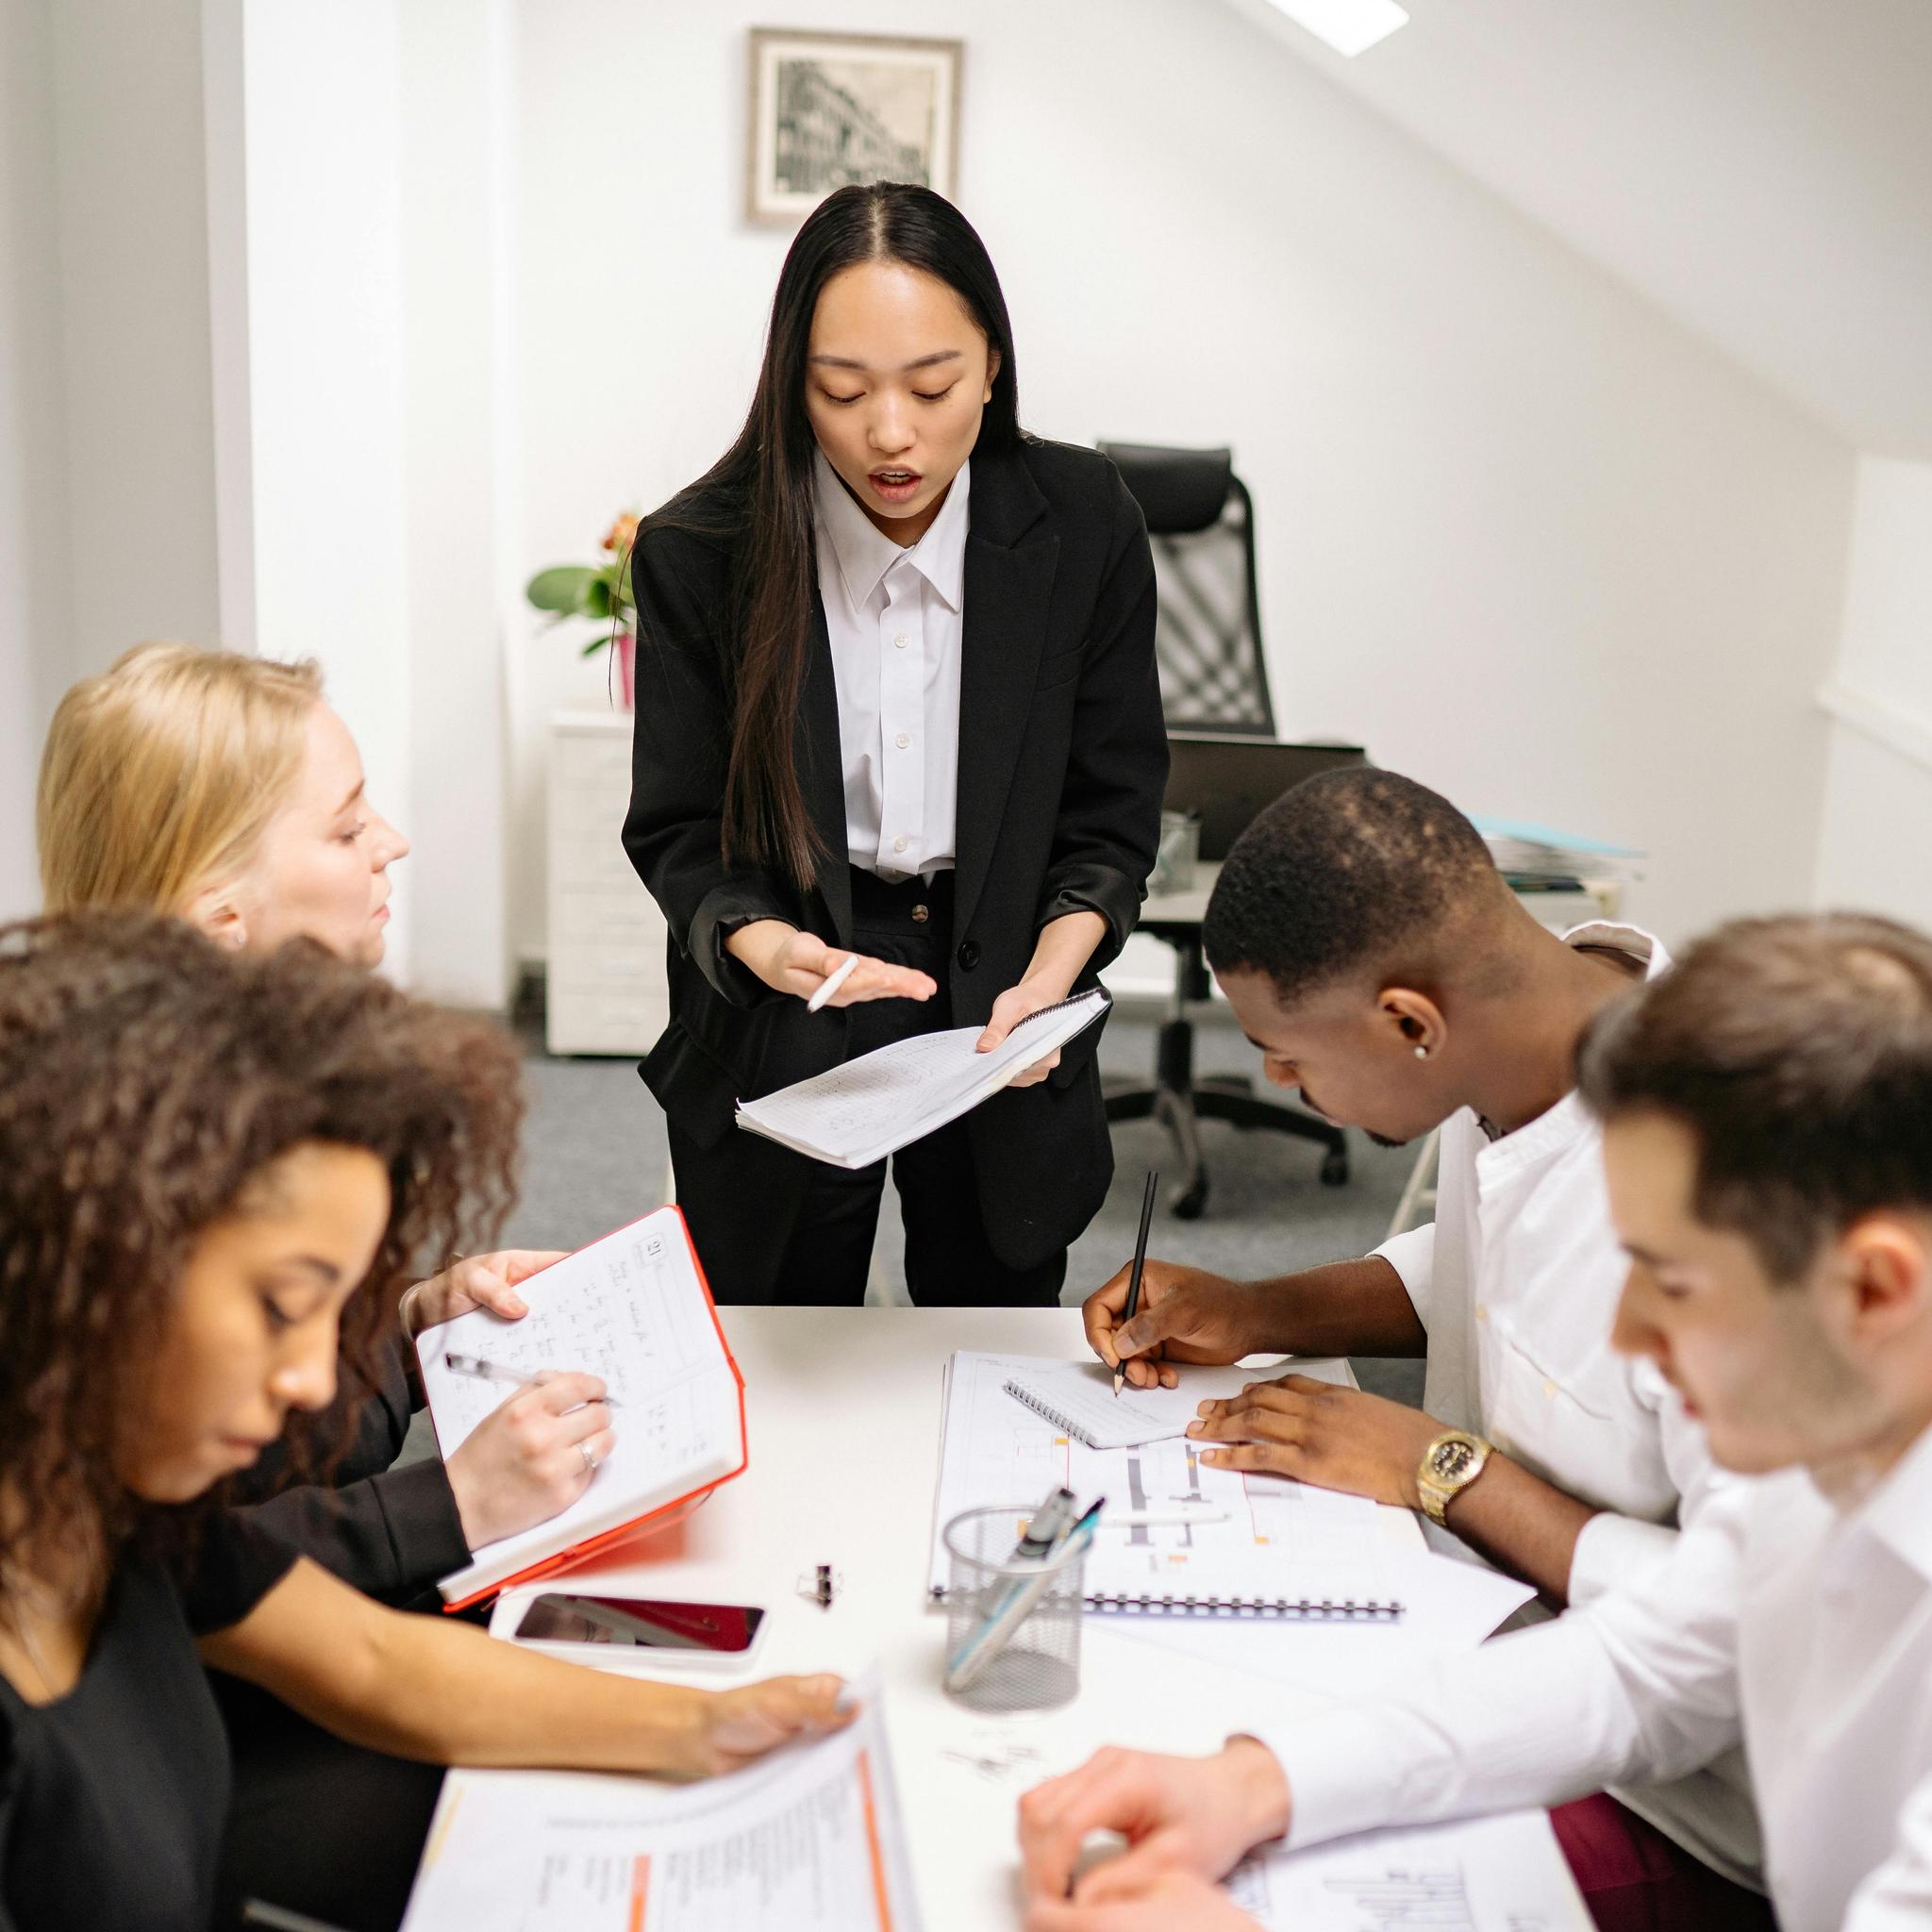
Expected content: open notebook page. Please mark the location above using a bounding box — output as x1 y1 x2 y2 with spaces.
735 989 1108 1169
1002 1358 1277 1449
418 1208 743 1603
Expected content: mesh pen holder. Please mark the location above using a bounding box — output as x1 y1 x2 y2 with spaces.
941 1505 1088 1714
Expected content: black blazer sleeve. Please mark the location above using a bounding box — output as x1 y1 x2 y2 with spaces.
225 1329 470 1605
624 526 796 1010
1034 466 1163 969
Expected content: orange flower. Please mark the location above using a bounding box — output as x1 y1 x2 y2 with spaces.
601 510 641 555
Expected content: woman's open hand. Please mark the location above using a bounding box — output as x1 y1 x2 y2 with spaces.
727 920 936 1007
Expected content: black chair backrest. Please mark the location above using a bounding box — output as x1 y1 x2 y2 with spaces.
1100 441 1275 736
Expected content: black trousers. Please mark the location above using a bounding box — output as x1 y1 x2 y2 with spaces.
671 868 1068 1308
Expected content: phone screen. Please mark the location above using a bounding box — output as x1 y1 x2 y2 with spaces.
514 1594 767 1653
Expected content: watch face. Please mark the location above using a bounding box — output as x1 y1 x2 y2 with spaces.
1429 1439 1479 1484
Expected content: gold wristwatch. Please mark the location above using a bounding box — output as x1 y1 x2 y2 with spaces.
1416 1429 1493 1525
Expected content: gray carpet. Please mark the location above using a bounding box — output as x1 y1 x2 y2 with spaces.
496 1007 1427 1407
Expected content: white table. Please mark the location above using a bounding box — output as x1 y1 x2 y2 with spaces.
481 1306 1443 1928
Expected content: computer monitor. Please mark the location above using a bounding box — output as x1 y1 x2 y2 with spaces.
1163 733 1368 861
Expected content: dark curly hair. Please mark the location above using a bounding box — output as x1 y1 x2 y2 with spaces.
1203 768 1504 1008
0 910 525 1589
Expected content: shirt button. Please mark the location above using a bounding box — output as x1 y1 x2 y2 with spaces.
895 732 910 749
893 634 909 649
892 836 909 854
1542 1378 1557 1398
1474 1305 1489 1324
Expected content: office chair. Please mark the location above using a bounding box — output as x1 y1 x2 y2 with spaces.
1097 441 1349 1218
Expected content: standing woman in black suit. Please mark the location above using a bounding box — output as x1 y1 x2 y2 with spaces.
625 183 1166 1307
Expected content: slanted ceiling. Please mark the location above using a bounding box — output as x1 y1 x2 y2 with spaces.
1224 0 1932 456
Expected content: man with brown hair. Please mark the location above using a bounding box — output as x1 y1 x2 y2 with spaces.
1024 912 1932 1932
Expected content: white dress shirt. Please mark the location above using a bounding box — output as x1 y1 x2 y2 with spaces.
1257 1423 1932 1932
811 450 968 882
1372 922 1757 1881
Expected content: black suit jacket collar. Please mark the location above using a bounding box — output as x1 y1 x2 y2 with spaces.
797 438 1061 946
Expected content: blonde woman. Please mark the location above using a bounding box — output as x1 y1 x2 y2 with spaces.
39 641 589 1589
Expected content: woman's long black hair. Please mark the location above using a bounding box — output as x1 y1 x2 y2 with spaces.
642 182 1023 892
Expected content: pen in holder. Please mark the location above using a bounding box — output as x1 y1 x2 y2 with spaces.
941 1505 1088 1713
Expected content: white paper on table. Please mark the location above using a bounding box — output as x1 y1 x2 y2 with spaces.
1228 1809 1589 1931
1107 1547 1536 1698
734 989 1108 1169
401 1681 921 1932
931 1351 1399 1614
417 1208 744 1603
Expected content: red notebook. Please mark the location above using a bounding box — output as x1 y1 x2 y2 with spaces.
415 1206 746 1611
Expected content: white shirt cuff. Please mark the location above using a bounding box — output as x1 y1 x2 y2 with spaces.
1244 1710 1412 1852
1373 1224 1437 1332
1569 1511 1681 1607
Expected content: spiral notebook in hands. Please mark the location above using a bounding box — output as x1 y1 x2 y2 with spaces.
934 1351 1406 1622
735 989 1109 1169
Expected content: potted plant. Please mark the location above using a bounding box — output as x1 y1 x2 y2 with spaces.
526 511 640 707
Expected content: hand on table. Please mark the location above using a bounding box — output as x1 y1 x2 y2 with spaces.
1189 1376 1442 1509
1024 1873 1264 1931
401 1248 567 1334
729 920 936 1008
443 1373 617 1550
1018 1740 1290 1906
1082 1260 1270 1390
975 973 1076 1088
675 1674 855 1779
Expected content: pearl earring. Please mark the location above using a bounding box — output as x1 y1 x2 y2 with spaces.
1414 1045 1428 1060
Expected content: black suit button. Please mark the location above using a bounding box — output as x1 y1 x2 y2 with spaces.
957 940 980 971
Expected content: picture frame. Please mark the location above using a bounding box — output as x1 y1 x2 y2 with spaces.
746 28 963 226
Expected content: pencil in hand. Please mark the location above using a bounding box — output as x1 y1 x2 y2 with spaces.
1113 1168 1159 1397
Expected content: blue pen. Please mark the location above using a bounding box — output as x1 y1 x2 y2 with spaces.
945 1495 1106 1693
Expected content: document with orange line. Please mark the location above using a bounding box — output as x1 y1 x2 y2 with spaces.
399 1680 919 1931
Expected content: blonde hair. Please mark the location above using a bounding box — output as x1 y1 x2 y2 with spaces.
37 641 325 914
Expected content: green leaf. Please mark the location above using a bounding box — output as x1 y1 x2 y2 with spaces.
525 565 605 616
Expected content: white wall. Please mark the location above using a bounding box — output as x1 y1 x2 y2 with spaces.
227 0 415 982
1813 458 1932 930
0 0 221 923
509 0 1856 955
0 0 68 919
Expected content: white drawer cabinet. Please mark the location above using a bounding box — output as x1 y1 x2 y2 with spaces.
544 710 670 1057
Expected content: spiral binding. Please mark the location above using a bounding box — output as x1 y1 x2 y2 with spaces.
1002 1379 1095 1443
928 1583 1404 1620
1009 989 1110 1033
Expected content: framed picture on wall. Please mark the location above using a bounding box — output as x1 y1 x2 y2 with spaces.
746 28 962 226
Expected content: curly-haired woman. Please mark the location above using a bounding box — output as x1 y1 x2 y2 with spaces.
0 912 847 1932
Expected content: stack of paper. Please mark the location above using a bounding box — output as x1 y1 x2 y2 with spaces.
1473 817 1644 886
735 990 1108 1169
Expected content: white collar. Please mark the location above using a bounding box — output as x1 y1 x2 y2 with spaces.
1842 1416 1932 1583
813 448 971 613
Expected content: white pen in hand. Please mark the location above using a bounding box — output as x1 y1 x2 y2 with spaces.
442 1351 622 1409
807 952 858 1013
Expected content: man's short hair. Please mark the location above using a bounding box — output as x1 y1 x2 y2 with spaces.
1202 768 1501 1007
1578 912 1932 1282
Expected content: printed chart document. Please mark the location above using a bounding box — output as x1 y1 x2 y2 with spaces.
417 1208 746 1607
401 1689 922 1932
932 1350 1402 1615
1227 1809 1589 1932
735 989 1108 1168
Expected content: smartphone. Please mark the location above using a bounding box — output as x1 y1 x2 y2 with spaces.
512 1593 769 1668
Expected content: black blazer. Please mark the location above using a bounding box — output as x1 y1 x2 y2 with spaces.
623 436 1168 1270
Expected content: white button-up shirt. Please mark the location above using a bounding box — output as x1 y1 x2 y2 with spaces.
1373 922 1757 1880
1259 1423 1932 1932
811 450 968 882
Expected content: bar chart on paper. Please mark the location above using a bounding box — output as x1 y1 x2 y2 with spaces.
1228 1812 1589 1932
930 1352 1400 1613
